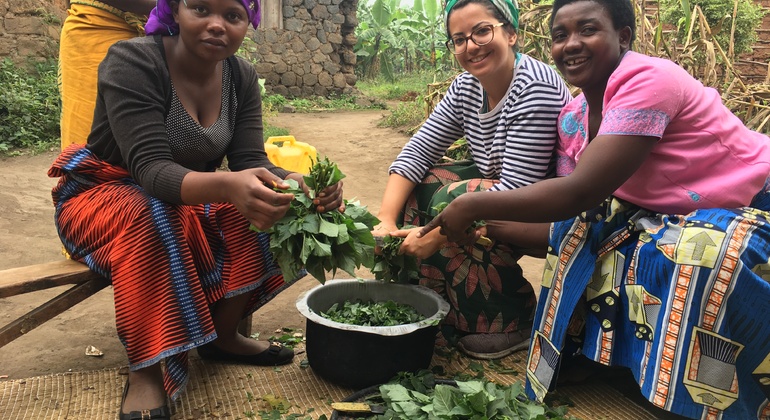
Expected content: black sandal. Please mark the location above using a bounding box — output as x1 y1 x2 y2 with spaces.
197 341 295 366
119 378 171 420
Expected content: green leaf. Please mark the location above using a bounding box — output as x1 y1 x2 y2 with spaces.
431 385 458 415
302 213 321 234
300 235 313 263
380 384 412 402
310 235 333 257
318 217 339 237
304 260 327 285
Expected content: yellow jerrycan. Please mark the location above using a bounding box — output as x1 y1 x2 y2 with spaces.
264 136 318 174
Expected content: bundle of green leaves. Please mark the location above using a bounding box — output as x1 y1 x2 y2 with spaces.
370 372 574 420
372 233 419 284
255 157 379 284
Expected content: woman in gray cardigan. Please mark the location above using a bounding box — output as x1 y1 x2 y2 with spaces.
48 0 343 418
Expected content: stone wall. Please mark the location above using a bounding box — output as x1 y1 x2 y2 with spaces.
251 0 359 97
0 0 65 64
0 0 358 97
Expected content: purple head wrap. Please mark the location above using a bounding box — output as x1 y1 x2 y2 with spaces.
145 0 261 36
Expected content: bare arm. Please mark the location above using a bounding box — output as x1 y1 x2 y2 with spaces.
98 0 156 15
419 134 658 243
373 173 417 232
483 220 550 258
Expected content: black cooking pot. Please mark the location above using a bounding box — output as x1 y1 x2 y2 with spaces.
295 279 449 390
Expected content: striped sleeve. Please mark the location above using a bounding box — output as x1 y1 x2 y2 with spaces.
388 78 469 183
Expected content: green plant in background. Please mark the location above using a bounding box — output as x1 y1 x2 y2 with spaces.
659 0 766 61
355 0 404 80
263 124 290 140
0 59 60 154
378 99 425 134
355 0 455 81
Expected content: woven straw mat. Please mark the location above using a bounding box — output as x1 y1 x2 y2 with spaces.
0 345 657 419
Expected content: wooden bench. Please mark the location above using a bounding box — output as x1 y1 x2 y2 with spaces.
0 259 252 349
0 259 109 349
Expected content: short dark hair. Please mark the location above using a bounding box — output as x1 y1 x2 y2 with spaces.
550 0 636 48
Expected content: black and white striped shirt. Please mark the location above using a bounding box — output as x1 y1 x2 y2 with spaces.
389 54 572 191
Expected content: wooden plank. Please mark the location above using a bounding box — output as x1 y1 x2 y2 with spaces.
0 278 110 348
0 259 105 298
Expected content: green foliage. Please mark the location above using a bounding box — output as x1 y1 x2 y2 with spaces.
255 157 380 284
442 138 471 161
263 94 289 111
367 371 576 420
267 327 304 349
378 100 424 134
372 233 419 284
236 36 260 66
321 299 424 326
355 0 454 80
0 59 60 154
358 70 456 100
263 123 290 140
659 0 766 57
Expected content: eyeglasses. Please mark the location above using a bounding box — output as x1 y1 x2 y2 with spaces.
445 23 505 55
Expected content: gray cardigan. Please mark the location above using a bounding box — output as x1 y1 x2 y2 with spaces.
87 35 289 204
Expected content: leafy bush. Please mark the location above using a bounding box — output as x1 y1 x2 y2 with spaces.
263 123 290 140
378 99 425 135
659 0 766 57
0 59 60 153
358 70 457 100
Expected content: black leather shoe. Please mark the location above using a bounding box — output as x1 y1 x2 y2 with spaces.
197 341 294 366
119 378 171 420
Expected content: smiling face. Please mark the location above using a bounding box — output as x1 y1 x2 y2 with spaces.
550 0 631 97
173 0 250 63
446 2 517 82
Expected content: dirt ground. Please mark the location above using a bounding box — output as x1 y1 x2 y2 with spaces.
0 109 544 380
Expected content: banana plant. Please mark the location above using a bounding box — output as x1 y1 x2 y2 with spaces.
355 0 405 80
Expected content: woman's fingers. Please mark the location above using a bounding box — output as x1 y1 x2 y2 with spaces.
315 181 344 212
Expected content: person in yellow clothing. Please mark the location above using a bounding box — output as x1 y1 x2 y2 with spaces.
59 1 155 150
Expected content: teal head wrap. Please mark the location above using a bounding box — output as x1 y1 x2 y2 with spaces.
444 0 519 33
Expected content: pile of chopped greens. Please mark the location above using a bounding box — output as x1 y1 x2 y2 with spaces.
321 299 424 326
372 232 419 284
360 372 576 420
254 156 379 284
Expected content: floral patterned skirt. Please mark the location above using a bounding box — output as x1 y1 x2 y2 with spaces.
526 194 770 419
403 161 537 338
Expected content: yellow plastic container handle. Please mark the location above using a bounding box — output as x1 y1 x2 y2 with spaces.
266 135 296 146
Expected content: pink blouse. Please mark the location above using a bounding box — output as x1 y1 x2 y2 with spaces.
556 51 770 214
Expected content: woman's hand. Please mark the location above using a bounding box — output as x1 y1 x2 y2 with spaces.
417 195 480 246
372 222 398 238
372 222 397 254
227 168 294 230
391 227 446 259
285 173 344 213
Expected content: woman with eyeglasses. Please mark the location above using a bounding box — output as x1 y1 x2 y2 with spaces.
372 0 572 360
47 0 344 418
